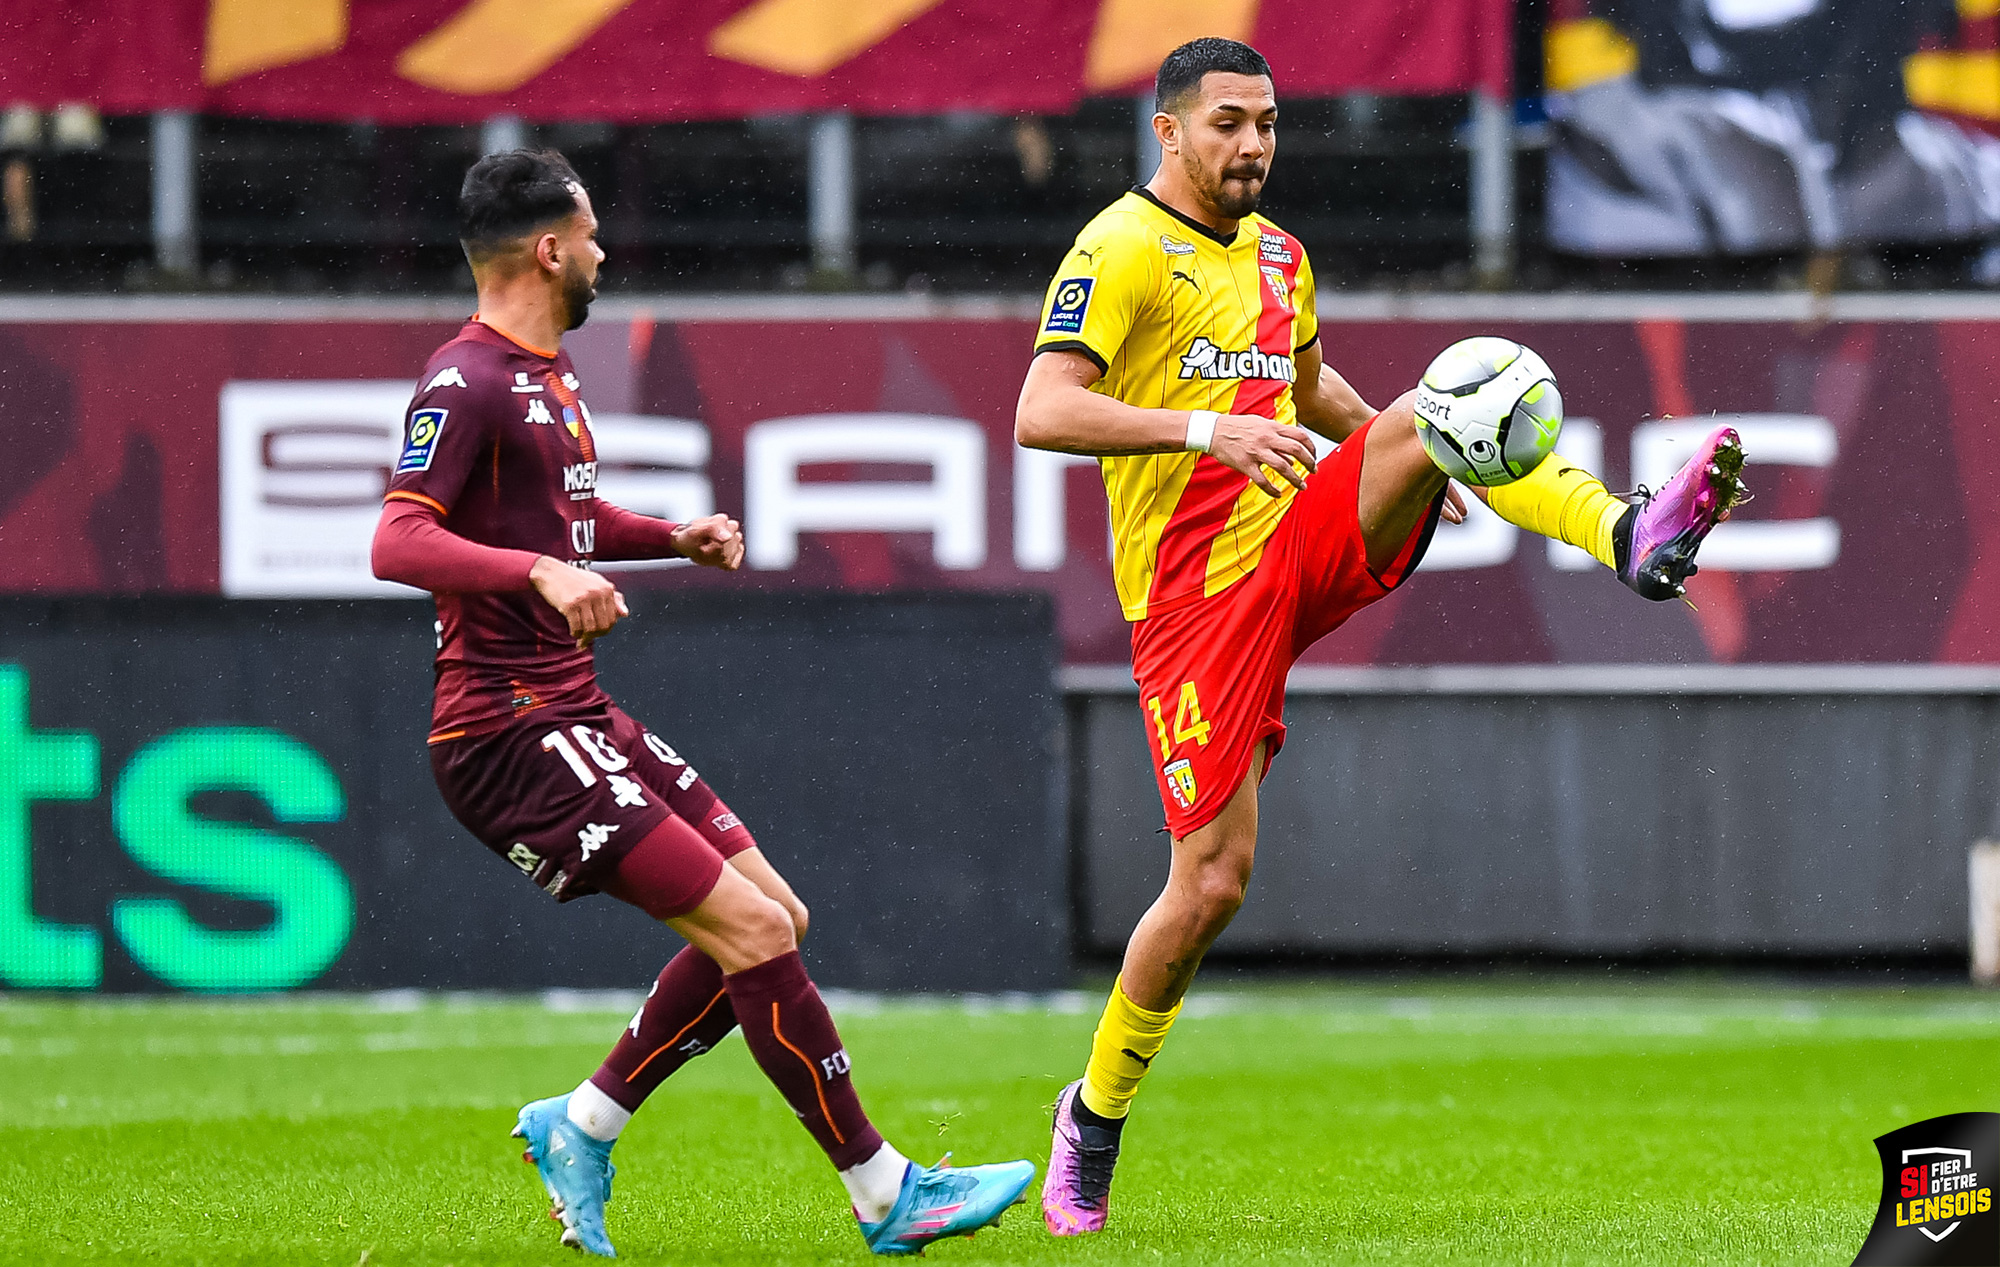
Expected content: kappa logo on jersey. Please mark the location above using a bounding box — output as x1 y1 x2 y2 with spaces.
424 366 467 391
577 821 619 859
1257 236 1296 265
525 397 555 426
396 408 448 473
1163 758 1198 809
1044 277 1094 335
1160 234 1196 256
511 372 544 394
1178 337 1296 383
563 461 597 501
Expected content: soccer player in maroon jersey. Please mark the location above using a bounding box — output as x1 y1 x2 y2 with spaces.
370 149 1031 1258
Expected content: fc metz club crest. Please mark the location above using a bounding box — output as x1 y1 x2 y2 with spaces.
1852 1112 1999 1266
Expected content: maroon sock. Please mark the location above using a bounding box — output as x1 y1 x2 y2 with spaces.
724 950 885 1170
588 946 739 1111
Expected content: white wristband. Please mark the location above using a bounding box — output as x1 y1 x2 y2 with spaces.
1185 409 1219 453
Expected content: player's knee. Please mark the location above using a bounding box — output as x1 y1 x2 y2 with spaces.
1189 863 1250 927
737 893 798 960
1376 391 1422 442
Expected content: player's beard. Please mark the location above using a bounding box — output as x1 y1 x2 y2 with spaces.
560 262 597 331
1190 152 1266 221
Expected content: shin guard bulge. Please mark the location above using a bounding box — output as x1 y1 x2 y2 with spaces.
590 945 739 1111
1483 451 1625 570
724 951 885 1170
1080 976 1182 1120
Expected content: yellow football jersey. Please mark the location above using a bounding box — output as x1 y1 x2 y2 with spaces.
1034 189 1320 622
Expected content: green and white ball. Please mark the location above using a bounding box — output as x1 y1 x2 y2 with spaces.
1412 337 1563 487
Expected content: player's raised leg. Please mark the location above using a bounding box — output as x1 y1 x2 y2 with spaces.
1361 391 1746 599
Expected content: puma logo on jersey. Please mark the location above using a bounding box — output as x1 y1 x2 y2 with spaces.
1073 247 1098 263
1178 337 1295 383
424 366 467 391
1171 269 1201 292
1121 1047 1154 1068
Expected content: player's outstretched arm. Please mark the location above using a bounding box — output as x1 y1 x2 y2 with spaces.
1015 350 1317 498
591 503 742 570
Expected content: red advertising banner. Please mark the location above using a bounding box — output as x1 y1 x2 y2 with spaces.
0 0 1509 124
0 297 1991 666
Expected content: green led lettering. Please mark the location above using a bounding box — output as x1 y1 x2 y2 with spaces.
0 664 102 989
110 728 352 992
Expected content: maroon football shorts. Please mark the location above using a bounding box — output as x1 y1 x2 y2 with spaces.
430 700 755 916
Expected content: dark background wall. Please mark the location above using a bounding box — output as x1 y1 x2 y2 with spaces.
0 592 1064 993
1076 687 2000 959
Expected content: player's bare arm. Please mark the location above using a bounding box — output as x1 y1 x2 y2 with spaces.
1016 349 1318 498
1290 341 1372 442
1295 345 1468 523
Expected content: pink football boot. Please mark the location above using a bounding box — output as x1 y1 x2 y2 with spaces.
1043 1080 1121 1236
1615 425 1747 600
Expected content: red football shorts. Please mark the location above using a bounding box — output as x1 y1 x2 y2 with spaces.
1129 417 1441 837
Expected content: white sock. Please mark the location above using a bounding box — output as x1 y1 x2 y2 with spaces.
840 1142 911 1223
566 1079 631 1143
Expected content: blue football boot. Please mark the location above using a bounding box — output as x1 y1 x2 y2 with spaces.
513 1094 617 1257
859 1154 1036 1256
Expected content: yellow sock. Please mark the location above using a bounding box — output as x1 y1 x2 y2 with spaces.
1483 451 1627 571
1079 977 1181 1120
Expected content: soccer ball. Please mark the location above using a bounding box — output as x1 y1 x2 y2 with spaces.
1411 337 1563 487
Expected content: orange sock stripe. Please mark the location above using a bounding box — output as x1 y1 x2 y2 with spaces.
622 988 728 1085
770 1001 844 1146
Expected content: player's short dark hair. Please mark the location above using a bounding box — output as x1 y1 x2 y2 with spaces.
1155 38 1273 117
458 148 584 261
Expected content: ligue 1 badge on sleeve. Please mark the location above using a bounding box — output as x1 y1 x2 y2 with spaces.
1852 1112 1998 1266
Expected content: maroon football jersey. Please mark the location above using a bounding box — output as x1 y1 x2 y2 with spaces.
387 318 609 737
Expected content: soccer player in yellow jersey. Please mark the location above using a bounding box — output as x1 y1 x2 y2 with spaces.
1016 38 1745 1235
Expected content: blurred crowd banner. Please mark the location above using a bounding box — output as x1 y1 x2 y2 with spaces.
1 0 1507 122
2 294 1997 667
1547 0 2000 253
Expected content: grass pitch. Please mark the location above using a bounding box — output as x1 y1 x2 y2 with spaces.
5 979 1996 1266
